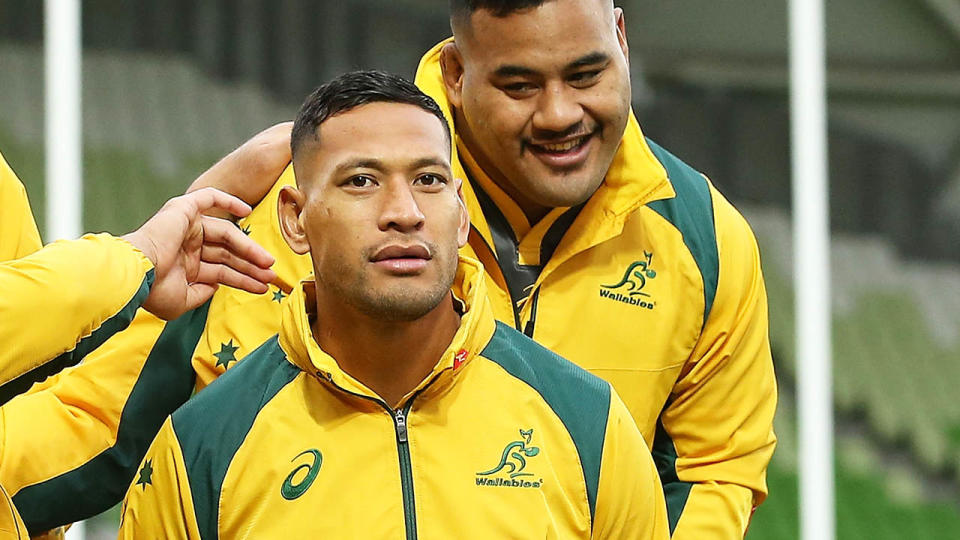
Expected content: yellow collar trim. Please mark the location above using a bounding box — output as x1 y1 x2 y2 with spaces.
278 256 497 403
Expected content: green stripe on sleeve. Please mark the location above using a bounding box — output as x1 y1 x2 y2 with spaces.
652 416 693 534
71 268 156 361
646 139 719 328
480 321 610 526
0 269 155 404
15 297 206 534
172 336 300 540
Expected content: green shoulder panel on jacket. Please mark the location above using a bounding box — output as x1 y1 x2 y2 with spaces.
479 321 611 526
172 335 300 540
14 296 205 534
645 138 719 328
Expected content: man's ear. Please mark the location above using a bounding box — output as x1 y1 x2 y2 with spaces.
614 7 629 67
278 185 310 255
440 42 466 109
455 178 470 248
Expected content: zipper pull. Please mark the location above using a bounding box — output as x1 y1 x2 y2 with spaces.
394 408 408 443
523 319 535 337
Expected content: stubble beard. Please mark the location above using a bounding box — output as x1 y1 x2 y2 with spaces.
319 251 458 323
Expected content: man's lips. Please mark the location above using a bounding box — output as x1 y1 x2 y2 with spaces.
370 244 431 274
526 131 596 168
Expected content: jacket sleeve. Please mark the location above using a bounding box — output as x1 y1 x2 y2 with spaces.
1 172 303 534
593 389 670 540
0 150 42 262
655 184 778 539
118 417 202 540
0 484 28 539
0 233 154 389
0 303 204 534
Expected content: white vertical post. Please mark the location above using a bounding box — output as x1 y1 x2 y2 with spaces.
789 1 835 540
46 6 86 540
45 0 83 242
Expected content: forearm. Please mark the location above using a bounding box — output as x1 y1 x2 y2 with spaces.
0 303 208 534
0 234 154 385
187 121 293 215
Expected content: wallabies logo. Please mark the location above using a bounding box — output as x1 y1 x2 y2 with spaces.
478 429 540 478
599 251 659 310
602 251 657 296
475 429 544 489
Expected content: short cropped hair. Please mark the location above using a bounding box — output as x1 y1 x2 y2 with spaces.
291 70 450 161
448 0 548 20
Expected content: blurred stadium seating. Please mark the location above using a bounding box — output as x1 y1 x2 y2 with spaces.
744 205 960 539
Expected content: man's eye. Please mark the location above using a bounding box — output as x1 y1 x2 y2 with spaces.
570 70 602 85
347 175 375 188
503 82 536 95
415 174 446 187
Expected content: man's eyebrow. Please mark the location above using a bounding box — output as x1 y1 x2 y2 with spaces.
409 156 451 171
333 158 384 174
492 52 610 78
567 52 610 70
493 64 537 78
333 157 450 174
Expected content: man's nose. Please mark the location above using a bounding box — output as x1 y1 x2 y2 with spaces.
532 84 583 135
378 182 425 232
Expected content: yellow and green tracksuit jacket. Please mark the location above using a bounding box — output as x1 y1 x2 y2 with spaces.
415 40 778 538
1 169 312 535
0 151 156 538
0 484 27 539
5 43 775 539
0 151 42 263
119 257 669 539
0 150 154 390
0 234 155 391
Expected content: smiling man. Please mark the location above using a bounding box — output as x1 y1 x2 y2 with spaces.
118 71 669 539
419 3 778 536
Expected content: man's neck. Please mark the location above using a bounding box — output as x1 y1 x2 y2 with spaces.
310 290 461 409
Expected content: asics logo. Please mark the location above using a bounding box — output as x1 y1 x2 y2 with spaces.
281 449 322 500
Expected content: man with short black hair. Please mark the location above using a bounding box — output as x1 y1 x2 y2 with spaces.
419 4 777 538
119 70 669 539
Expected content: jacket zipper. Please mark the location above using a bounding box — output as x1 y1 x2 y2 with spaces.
392 403 417 540
318 373 423 539
522 288 540 338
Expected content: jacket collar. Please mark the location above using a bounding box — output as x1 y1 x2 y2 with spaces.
278 255 497 403
414 38 676 280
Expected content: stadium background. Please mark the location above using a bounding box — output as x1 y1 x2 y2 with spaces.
2 1 960 538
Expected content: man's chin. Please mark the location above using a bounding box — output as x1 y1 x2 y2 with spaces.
353 286 449 322
515 162 605 209
525 177 603 209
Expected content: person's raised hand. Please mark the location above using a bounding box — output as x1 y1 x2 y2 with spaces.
122 187 277 320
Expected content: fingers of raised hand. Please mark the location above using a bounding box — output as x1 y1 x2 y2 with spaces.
183 187 254 220
182 282 219 315
199 216 276 271
198 242 276 292
195 259 271 295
